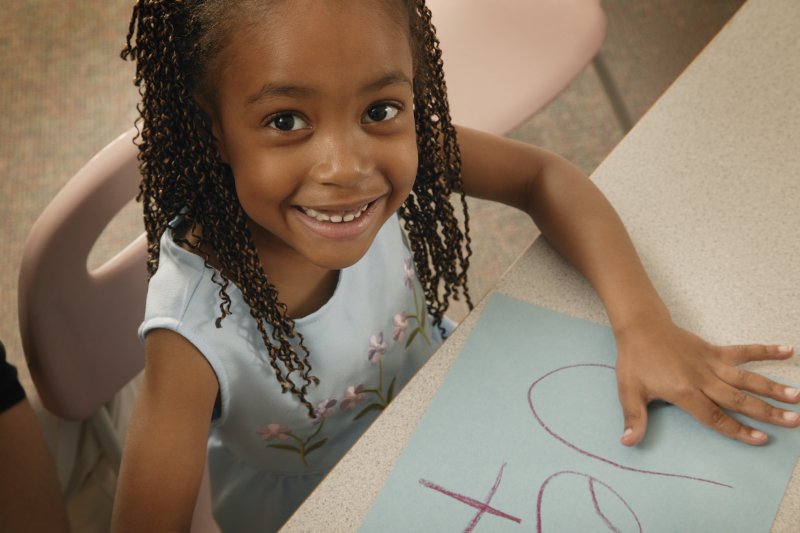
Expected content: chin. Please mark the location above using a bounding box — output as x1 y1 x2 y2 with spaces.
310 246 372 271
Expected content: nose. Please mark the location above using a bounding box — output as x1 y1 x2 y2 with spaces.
308 128 374 188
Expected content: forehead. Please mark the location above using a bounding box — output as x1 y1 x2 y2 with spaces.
213 0 413 105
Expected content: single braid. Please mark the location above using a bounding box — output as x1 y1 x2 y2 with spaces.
401 0 474 333
123 0 471 417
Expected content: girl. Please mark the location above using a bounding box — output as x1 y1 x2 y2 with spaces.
113 0 799 531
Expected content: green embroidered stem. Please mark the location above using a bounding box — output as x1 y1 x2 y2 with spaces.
269 420 328 468
409 283 432 346
378 357 384 393
362 387 387 405
307 419 324 441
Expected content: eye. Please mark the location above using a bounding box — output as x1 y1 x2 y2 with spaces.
266 112 309 131
363 103 401 123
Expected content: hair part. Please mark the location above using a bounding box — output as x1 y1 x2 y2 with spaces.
123 0 472 417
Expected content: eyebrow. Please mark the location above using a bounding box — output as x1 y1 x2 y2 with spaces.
361 72 413 94
246 71 412 106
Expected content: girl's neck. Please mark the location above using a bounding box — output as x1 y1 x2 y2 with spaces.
264 259 340 319
178 222 340 319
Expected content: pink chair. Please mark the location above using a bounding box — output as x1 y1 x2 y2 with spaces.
429 0 631 134
17 128 219 532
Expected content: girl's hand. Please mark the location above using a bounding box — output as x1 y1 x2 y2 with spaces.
614 319 800 446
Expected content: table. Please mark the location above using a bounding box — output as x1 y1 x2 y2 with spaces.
282 0 800 530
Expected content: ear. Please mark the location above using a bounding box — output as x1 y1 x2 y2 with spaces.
194 94 230 164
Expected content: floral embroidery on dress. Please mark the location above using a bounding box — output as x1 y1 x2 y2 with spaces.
353 331 396 419
367 332 387 363
256 423 292 441
257 255 434 467
401 257 431 347
340 385 366 411
349 256 431 421
256 399 337 467
392 311 408 342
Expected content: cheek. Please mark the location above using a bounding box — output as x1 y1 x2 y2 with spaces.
230 145 301 194
391 137 420 198
230 158 299 221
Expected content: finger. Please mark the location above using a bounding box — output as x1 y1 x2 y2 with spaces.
716 364 800 404
710 382 800 428
680 391 769 445
716 344 794 365
617 382 648 447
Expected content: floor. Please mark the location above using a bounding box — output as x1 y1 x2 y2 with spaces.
0 0 746 527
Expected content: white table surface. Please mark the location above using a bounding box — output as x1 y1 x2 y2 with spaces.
282 0 800 530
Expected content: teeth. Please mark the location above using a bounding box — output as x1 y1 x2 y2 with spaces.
301 203 369 223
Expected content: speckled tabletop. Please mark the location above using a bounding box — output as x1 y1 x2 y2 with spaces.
281 0 800 530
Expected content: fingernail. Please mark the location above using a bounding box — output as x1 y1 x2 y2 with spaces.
782 411 800 422
620 428 634 445
785 387 800 399
750 429 767 441
778 345 794 354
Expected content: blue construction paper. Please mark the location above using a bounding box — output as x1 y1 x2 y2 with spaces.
360 294 800 532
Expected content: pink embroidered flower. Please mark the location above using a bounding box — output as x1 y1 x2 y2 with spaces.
312 399 337 424
403 257 415 289
368 332 388 363
392 312 408 342
340 385 365 411
256 423 292 442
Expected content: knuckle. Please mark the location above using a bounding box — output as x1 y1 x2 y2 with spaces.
762 402 776 419
734 368 750 386
708 408 729 430
731 389 748 408
671 381 694 398
766 380 780 395
622 409 641 422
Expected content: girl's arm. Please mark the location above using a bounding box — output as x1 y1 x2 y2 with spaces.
112 329 219 532
456 125 799 446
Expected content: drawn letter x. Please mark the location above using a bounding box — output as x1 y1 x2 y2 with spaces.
419 462 522 532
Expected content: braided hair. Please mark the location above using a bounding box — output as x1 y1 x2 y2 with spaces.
123 0 472 417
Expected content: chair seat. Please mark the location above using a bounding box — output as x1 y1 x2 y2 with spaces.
430 0 606 134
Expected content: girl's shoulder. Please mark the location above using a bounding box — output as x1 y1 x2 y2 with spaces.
167 218 226 273
140 226 216 339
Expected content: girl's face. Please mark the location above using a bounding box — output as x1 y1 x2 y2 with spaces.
206 0 418 274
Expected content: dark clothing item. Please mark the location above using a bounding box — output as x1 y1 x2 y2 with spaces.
0 341 25 413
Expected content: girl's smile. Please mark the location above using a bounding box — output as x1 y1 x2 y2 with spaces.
202 0 418 305
293 196 384 240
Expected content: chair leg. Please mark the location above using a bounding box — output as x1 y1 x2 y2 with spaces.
89 408 123 472
593 53 634 133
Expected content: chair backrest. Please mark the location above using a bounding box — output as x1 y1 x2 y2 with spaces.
17 130 220 531
18 128 147 421
428 0 606 134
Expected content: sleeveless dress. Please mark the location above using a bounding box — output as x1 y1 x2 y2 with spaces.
139 214 449 531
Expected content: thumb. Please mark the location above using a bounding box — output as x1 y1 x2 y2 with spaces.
618 382 648 446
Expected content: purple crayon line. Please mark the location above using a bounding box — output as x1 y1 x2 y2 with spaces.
536 470 643 533
528 363 733 488
419 462 522 531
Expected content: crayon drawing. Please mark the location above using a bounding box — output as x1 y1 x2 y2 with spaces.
360 294 800 532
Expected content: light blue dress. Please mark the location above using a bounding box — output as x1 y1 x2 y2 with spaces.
139 214 449 532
